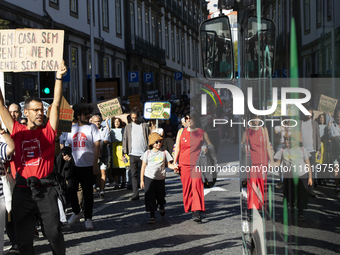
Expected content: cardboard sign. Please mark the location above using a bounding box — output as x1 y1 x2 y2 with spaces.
318 94 338 115
46 96 73 132
128 95 141 111
114 113 130 125
97 98 123 119
0 29 64 72
95 79 119 101
143 101 171 119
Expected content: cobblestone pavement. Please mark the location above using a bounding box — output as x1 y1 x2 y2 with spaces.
4 142 243 255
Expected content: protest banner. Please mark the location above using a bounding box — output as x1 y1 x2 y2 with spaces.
46 96 73 132
146 90 159 101
143 101 171 119
97 97 123 119
0 29 64 72
318 94 338 115
128 95 141 111
95 78 120 101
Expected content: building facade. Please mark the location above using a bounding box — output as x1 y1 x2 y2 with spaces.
0 0 208 106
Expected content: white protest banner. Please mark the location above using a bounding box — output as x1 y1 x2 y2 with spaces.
0 29 64 72
318 94 338 115
98 98 123 119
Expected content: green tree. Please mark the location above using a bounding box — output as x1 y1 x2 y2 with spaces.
0 19 10 29
233 41 238 71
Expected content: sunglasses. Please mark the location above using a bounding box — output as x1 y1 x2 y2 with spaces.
185 117 191 120
154 140 163 144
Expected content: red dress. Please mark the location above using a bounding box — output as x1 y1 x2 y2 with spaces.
179 128 205 212
246 128 268 210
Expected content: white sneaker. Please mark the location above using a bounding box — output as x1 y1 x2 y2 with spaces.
99 190 105 198
85 219 93 230
68 212 83 225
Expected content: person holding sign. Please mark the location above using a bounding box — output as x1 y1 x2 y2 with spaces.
0 61 67 255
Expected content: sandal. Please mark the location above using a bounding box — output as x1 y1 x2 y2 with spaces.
148 217 156 224
298 215 305 221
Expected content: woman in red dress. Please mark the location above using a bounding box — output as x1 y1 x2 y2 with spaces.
242 115 274 210
173 112 212 223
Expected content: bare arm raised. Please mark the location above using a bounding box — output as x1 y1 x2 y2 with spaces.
50 60 67 131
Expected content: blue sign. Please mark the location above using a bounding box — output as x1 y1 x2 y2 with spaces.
63 67 71 82
87 74 100 79
128 72 139 82
282 68 288 78
175 72 182 80
144 73 154 83
272 70 279 78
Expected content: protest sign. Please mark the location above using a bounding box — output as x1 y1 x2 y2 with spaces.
143 102 171 119
128 95 141 110
95 78 120 101
146 90 159 101
46 96 73 132
0 29 64 72
318 94 338 115
98 98 123 119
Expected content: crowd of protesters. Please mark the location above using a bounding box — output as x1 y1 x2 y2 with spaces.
0 76 340 254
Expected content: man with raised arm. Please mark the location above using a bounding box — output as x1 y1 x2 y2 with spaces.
0 61 67 255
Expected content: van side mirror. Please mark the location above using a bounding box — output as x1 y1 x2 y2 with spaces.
200 16 234 81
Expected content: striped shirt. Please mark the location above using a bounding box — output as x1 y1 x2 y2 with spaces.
0 143 10 198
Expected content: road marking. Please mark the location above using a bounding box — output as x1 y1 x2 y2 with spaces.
204 186 228 196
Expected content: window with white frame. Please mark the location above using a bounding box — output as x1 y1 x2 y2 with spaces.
104 57 109 78
318 53 322 74
116 61 122 78
87 51 91 75
328 48 332 71
177 29 180 63
171 26 175 60
70 0 78 13
130 2 135 36
49 0 59 9
165 24 169 57
102 0 109 29
182 34 185 66
158 20 162 48
192 41 195 71
187 37 190 68
316 0 322 28
71 47 79 104
138 6 143 38
304 0 310 33
145 11 150 42
116 0 122 35
152 16 156 45
87 0 95 25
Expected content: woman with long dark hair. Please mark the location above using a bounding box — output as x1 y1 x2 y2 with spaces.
173 111 212 223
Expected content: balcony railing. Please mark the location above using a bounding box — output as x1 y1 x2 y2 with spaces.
130 35 166 65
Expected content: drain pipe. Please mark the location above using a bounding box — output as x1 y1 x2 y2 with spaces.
97 0 105 55
43 0 54 29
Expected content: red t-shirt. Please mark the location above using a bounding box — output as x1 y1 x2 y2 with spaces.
10 120 56 179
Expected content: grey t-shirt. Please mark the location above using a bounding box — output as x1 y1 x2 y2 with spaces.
140 149 173 180
274 147 311 177
130 123 146 156
301 119 314 153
